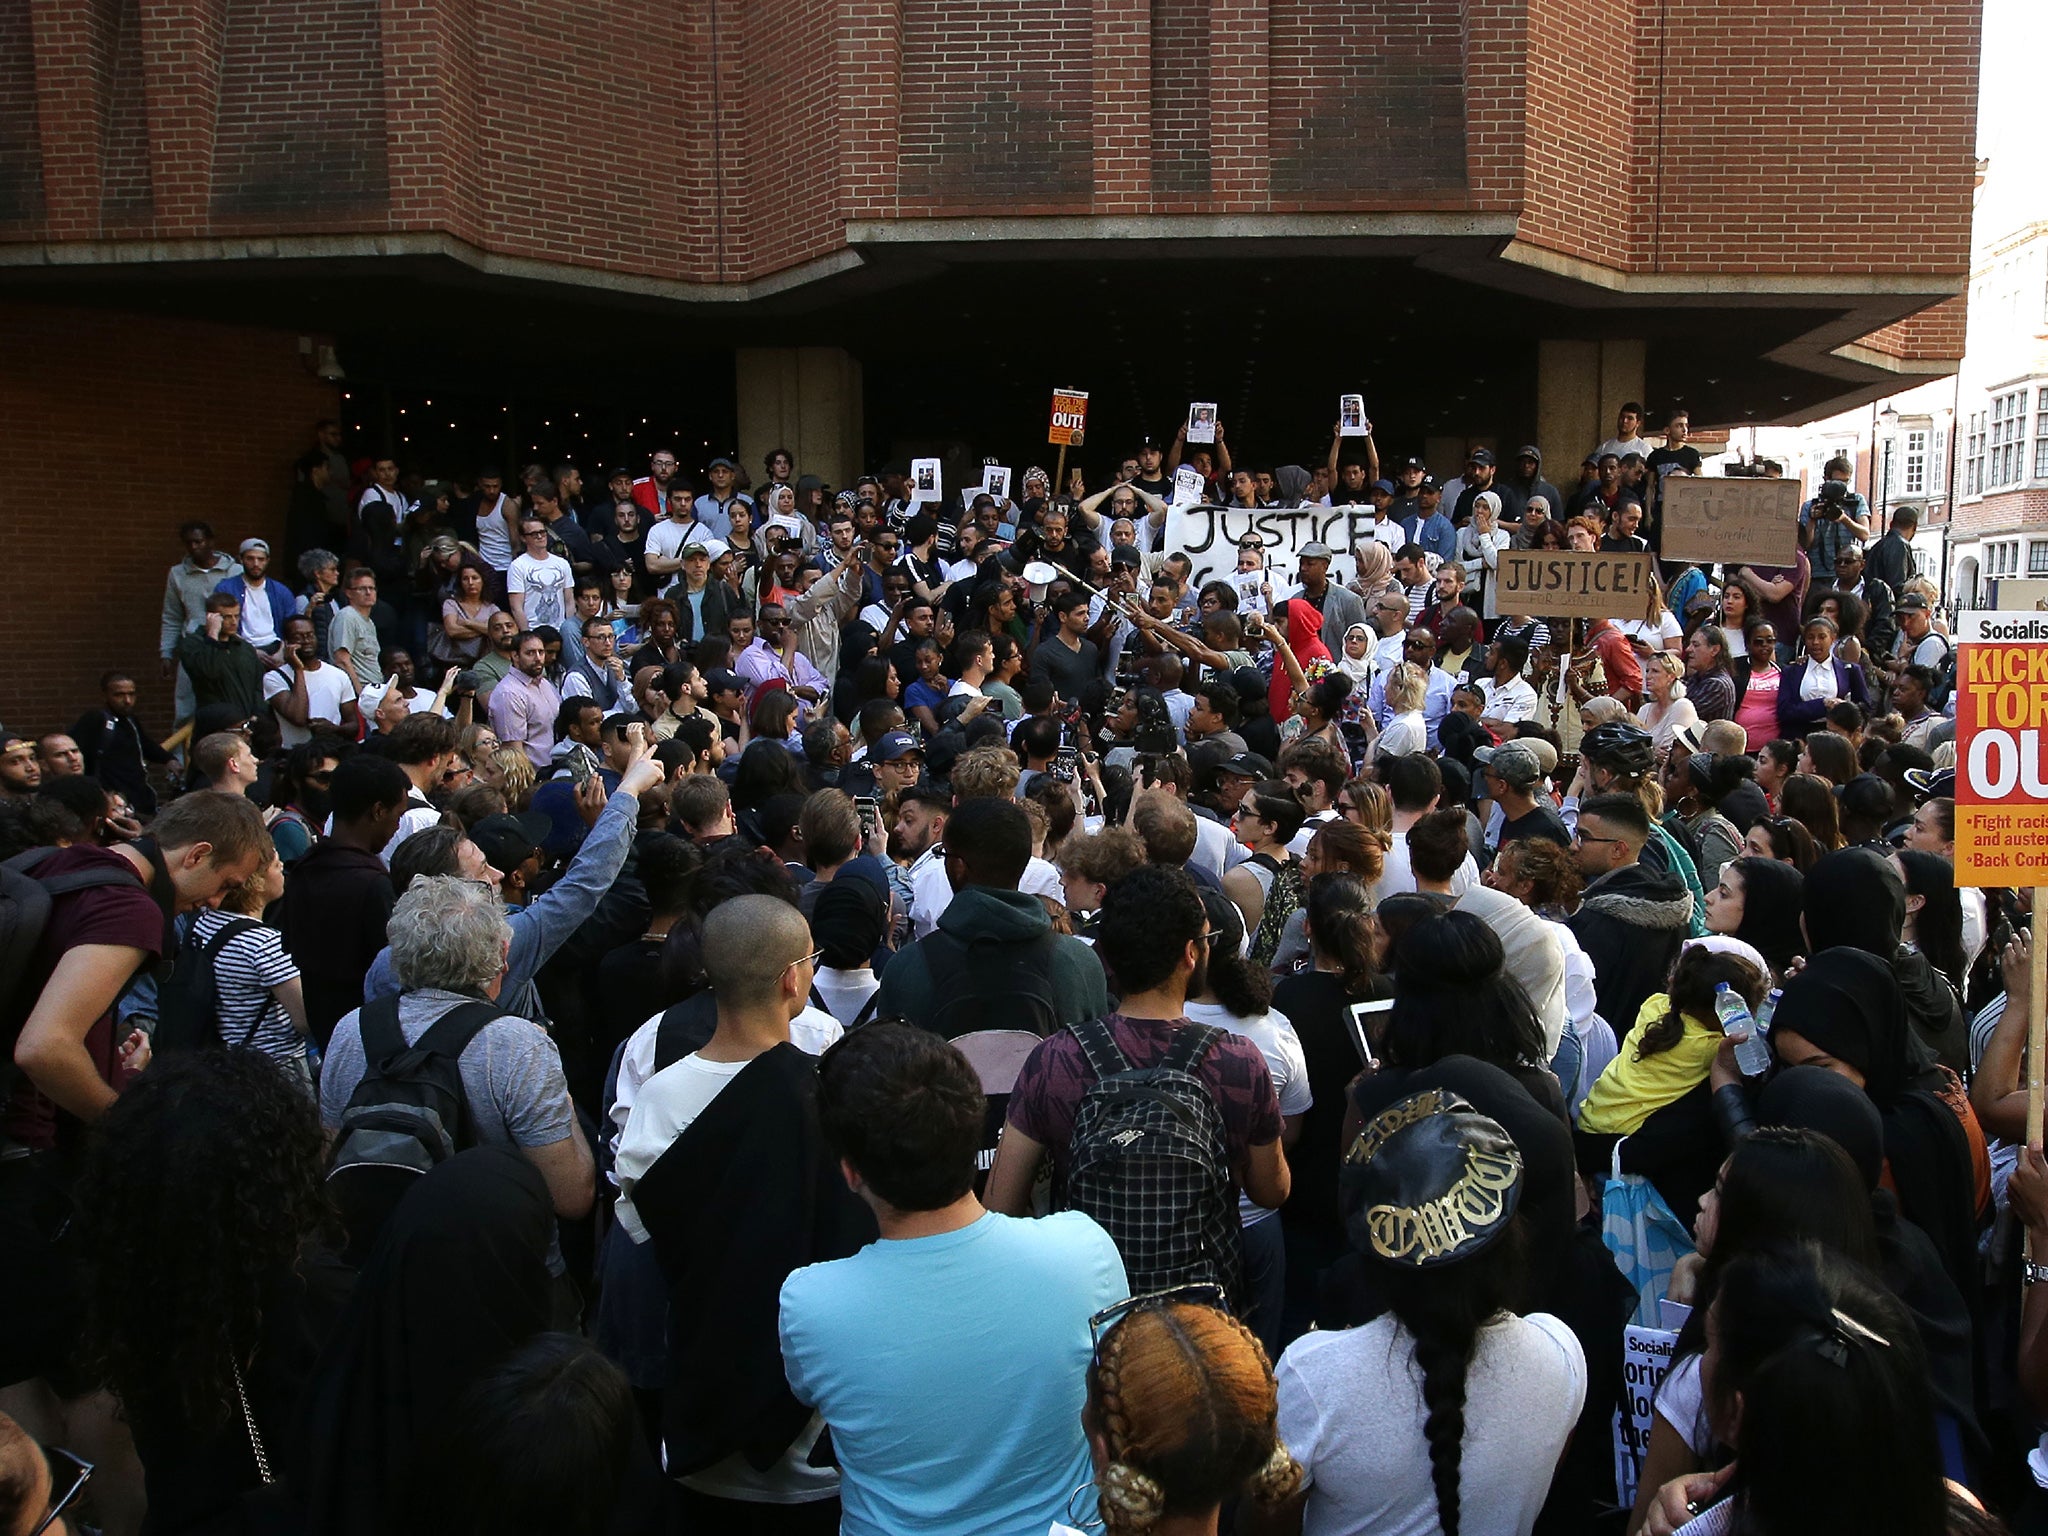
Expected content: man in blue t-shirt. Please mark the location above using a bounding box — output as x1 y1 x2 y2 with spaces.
780 1024 1127 1536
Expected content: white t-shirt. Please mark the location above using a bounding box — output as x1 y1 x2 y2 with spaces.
1182 1001 1311 1224
1379 834 1478 900
1378 711 1427 758
508 553 574 630
811 967 882 1029
646 517 718 575
1619 612 1682 651
1277 1311 1586 1536
909 856 1064 939
262 661 356 746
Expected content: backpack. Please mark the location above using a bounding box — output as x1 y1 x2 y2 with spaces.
327 994 501 1260
1248 854 1304 967
154 916 264 1053
1062 1019 1242 1302
919 927 1063 1040
0 848 149 1099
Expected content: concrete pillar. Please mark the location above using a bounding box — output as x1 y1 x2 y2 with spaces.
1537 337 1645 481
736 347 865 491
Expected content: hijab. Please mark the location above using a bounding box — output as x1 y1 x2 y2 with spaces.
303 1149 555 1535
1269 597 1332 721
1728 855 1804 977
1773 947 1978 1304
1337 623 1377 685
1354 542 1395 596
1800 846 1904 958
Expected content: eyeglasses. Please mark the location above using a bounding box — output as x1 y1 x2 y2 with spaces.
1572 830 1624 846
785 948 824 977
31 1445 93 1536
1089 1283 1228 1345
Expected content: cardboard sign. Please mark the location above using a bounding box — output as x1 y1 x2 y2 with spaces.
1612 1326 1678 1511
1048 388 1089 447
910 457 941 504
1186 402 1217 444
1495 549 1658 620
1339 394 1369 436
1162 502 1381 594
1953 610 2048 886
1660 476 1799 566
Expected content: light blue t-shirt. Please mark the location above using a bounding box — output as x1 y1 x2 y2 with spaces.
779 1209 1127 1536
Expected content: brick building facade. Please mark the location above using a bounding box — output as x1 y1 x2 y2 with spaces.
0 0 1984 733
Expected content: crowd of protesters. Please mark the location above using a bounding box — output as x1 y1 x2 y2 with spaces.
0 402 2028 1536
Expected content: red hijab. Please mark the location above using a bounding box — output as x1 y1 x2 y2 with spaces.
1269 597 1332 721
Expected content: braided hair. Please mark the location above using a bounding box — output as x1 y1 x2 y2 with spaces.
1379 1218 1526 1536
1086 1301 1302 1533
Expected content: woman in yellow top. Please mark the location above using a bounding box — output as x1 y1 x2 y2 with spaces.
1578 937 1770 1137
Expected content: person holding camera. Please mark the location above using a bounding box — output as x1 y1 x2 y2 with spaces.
1801 458 1872 571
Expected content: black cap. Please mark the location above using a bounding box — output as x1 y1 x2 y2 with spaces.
1110 544 1143 567
468 810 552 874
1341 1088 1524 1267
1400 456 1427 473
1467 448 1496 466
1218 751 1274 780
1895 591 1930 613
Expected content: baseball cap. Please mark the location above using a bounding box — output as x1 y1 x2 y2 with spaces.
358 679 398 717
1219 751 1274 780
872 729 923 763
1109 544 1143 568
1400 456 1427 473
1341 1088 1523 1268
1419 475 1441 493
238 537 270 555
704 667 745 697
1516 444 1543 460
1895 591 1930 612
1298 541 1335 561
1137 435 1161 450
708 455 739 470
1467 448 1496 467
1371 479 1396 495
1520 737 1559 776
1903 765 1955 800
1837 774 1895 821
681 540 712 558
468 811 551 874
1475 740 1543 788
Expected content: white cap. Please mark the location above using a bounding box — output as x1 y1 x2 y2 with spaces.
239 537 270 555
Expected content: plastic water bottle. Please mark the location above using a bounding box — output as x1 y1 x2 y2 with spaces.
1754 986 1782 1042
1714 983 1772 1077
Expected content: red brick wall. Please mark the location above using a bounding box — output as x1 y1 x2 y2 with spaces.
0 302 337 738
1953 489 2048 540
0 0 1981 287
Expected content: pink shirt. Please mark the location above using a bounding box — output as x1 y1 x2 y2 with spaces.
1737 666 1781 751
487 668 562 768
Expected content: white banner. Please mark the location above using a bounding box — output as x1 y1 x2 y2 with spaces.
1162 502 1382 593
1612 1325 1678 1511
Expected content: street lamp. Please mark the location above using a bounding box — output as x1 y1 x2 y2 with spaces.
1877 401 1900 531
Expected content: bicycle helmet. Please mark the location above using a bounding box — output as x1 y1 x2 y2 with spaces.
1580 720 1656 777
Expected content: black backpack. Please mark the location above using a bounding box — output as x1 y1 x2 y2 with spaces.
154 916 264 1053
327 994 500 1261
1062 1019 1242 1303
919 928 1063 1040
0 848 149 1098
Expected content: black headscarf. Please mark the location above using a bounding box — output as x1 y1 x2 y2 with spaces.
1800 846 1904 957
1773 948 1979 1306
302 1149 554 1536
1728 856 1805 978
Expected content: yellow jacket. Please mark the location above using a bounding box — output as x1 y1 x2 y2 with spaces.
1576 993 1722 1137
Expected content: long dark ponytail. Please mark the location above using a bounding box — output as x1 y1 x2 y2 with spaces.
1379 1219 1525 1536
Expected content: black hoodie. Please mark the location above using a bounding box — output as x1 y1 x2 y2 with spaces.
1566 862 1693 1038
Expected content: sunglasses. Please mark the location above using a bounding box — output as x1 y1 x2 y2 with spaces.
1089 1283 1228 1346
31 1445 93 1536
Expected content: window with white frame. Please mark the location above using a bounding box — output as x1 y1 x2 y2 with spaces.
2036 391 2048 480
1968 411 1987 495
1990 390 2027 490
2030 541 2048 576
1930 426 1947 500
1903 428 1928 495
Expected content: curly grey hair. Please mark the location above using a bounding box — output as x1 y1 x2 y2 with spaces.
388 874 510 994
298 547 338 582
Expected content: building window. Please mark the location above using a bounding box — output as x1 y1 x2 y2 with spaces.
1903 428 1928 495
1990 389 2028 490
2030 541 2048 576
1968 411 1987 495
2036 393 2048 480
1930 426 1947 500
